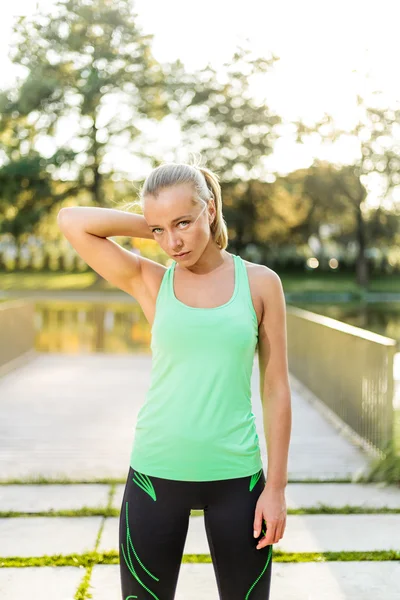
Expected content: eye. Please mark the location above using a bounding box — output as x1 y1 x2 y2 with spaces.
151 220 191 235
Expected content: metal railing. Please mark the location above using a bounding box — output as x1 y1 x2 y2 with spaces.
286 306 397 453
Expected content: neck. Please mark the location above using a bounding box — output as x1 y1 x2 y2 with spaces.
177 244 230 275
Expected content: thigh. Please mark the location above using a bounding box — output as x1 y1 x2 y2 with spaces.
119 467 191 600
203 468 272 600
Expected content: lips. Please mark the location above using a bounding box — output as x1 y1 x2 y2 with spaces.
174 251 191 258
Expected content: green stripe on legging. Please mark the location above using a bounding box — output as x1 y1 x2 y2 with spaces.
249 469 262 492
132 471 157 501
121 500 160 599
245 544 273 599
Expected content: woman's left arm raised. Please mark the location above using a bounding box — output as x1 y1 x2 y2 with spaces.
253 268 292 549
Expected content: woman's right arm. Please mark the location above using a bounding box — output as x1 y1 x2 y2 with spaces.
57 206 154 297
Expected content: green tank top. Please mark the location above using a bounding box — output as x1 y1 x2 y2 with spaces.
130 253 263 481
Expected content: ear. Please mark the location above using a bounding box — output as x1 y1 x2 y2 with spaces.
208 198 216 223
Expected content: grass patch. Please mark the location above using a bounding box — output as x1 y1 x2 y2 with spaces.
0 476 355 485
74 566 93 600
1 505 399 519
73 479 116 599
0 477 126 485
1 549 399 569
362 442 400 485
394 409 400 456
0 508 118 518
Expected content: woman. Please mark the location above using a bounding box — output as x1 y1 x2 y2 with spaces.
58 161 292 599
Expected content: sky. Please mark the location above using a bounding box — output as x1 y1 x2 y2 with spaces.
1 0 400 208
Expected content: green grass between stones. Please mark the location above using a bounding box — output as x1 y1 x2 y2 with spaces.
1 505 400 519
0 477 357 485
73 482 117 599
1 549 399 569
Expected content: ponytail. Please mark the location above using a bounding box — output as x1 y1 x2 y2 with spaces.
197 166 228 250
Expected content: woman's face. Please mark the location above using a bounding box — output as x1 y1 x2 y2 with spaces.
144 183 215 262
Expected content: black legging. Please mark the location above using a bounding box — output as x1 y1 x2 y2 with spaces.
119 466 272 599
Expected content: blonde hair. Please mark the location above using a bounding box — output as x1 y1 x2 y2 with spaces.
125 159 229 250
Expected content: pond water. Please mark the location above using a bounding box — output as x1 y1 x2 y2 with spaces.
32 299 399 397
32 299 400 354
33 299 151 354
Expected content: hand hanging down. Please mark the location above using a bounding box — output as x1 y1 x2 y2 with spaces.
253 485 287 549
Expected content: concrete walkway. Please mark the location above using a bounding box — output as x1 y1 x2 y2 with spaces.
0 352 370 480
0 352 399 599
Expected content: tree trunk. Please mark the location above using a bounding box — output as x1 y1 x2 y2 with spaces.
355 204 369 288
91 120 105 286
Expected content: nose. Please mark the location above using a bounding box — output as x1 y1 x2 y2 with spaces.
167 231 183 252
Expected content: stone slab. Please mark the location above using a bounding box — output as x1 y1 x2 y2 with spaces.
112 482 400 513
0 484 110 512
275 514 400 553
99 514 400 555
112 485 124 512
0 566 83 600
89 562 400 600
286 482 400 509
0 517 102 557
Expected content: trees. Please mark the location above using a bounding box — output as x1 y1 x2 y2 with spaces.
0 0 169 269
292 94 400 286
8 0 168 203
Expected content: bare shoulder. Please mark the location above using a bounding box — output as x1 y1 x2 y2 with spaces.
242 258 282 295
240 258 283 327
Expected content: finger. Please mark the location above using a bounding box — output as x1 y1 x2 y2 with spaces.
253 511 263 537
274 519 285 542
256 521 276 548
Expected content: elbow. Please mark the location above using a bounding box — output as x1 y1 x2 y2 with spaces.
57 207 75 231
57 207 68 227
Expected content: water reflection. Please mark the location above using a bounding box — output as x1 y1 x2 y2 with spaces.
33 299 400 356
34 300 151 353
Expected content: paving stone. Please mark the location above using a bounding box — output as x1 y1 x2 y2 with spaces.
275 514 400 553
0 566 83 600
89 562 400 600
0 517 102 557
112 485 125 512
112 482 400 513
271 561 400 600
0 484 110 513
286 482 400 509
98 514 400 555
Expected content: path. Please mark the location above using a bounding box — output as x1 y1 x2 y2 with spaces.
0 352 399 599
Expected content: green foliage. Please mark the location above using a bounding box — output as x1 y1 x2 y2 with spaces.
1 549 399 568
361 441 400 485
0 0 169 263
165 44 282 181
